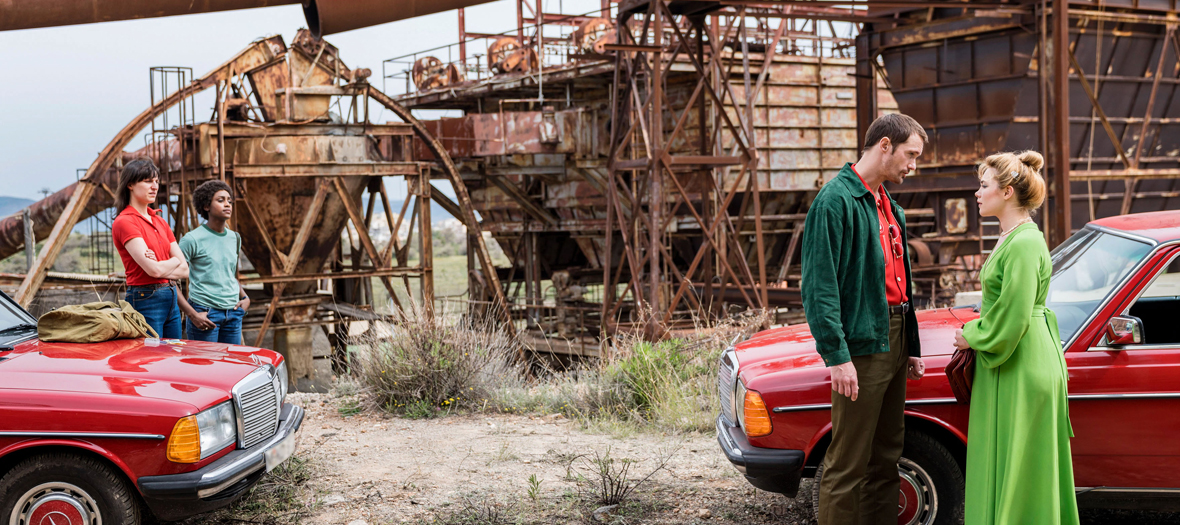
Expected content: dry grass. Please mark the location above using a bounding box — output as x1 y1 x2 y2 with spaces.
346 303 769 433
347 301 524 418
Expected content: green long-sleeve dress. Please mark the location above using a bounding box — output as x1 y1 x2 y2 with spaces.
961 223 1080 525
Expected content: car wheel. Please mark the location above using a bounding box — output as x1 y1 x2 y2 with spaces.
0 452 140 525
806 430 965 525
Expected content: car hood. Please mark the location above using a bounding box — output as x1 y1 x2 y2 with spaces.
735 307 979 381
0 337 281 408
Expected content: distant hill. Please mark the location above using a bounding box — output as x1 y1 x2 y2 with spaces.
0 196 34 218
377 199 455 225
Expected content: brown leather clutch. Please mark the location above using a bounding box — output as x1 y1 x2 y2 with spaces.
946 346 976 404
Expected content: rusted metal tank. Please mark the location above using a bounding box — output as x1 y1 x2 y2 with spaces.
861 2 1180 297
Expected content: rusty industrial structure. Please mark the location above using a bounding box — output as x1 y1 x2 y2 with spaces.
0 26 512 387
377 0 1180 353
6 0 1180 373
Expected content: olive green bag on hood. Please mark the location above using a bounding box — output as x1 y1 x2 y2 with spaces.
37 300 159 343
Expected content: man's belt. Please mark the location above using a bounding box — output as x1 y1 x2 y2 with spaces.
888 302 911 315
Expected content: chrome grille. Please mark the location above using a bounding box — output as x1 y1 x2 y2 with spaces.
718 349 737 425
233 367 281 449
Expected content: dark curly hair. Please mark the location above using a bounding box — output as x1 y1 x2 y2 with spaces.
193 180 233 221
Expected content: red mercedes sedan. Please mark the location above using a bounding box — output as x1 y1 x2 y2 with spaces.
717 211 1180 524
0 292 302 524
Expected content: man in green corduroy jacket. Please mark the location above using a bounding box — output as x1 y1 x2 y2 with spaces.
802 113 928 525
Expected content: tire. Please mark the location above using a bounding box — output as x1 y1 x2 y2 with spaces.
0 452 140 525
806 430 965 525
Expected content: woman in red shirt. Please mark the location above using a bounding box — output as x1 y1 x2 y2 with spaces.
111 158 188 338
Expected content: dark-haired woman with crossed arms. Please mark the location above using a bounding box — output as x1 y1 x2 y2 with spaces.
111 157 189 339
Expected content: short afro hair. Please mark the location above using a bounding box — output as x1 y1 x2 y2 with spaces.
192 180 233 221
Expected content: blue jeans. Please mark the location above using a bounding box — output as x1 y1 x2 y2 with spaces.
186 301 245 344
126 285 181 339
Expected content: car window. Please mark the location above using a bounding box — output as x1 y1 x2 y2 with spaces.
0 290 37 344
1127 254 1180 345
1047 229 1153 344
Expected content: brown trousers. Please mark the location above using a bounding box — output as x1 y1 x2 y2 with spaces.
818 313 908 525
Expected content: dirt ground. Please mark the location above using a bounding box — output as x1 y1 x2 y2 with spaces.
195 392 1180 525
240 392 810 525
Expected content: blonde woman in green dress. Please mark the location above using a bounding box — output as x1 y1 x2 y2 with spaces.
952 150 1079 524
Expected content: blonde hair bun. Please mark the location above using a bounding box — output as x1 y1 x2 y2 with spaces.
1017 150 1044 173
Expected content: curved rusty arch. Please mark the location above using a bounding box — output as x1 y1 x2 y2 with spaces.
363 84 513 331
13 38 287 306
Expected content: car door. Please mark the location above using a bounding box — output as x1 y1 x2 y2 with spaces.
1066 245 1180 490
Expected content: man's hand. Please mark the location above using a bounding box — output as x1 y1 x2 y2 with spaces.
144 249 157 261
953 329 970 351
829 362 859 401
190 311 215 331
235 296 251 311
907 357 925 380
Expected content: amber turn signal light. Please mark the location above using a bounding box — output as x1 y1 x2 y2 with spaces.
167 415 202 463
743 390 773 438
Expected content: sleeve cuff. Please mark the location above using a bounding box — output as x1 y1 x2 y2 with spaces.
819 348 851 367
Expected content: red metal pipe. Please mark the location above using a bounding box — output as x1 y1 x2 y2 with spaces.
303 0 500 36
0 0 500 36
0 0 300 32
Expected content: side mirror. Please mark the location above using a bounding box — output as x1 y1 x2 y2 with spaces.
1106 316 1144 346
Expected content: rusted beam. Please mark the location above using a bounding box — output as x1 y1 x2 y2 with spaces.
332 177 402 309
211 123 414 137
364 85 513 332
286 179 330 275
1126 25 1175 215
877 14 1023 49
1051 0 1071 247
649 1 665 338
719 0 1011 6
233 162 421 177
1071 169 1180 180
1067 48 1132 170
856 33 878 151
415 172 435 317
429 186 464 220
777 220 805 282
15 182 95 307
488 177 559 226
241 267 423 284
604 44 666 52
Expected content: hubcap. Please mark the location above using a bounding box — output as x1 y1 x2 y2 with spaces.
897 457 937 525
10 482 100 525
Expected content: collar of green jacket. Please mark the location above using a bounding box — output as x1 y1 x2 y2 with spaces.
798 162 922 367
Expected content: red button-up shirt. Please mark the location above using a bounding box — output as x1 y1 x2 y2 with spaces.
852 164 909 305
112 206 177 286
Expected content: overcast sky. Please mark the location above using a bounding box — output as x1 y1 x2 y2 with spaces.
0 0 603 203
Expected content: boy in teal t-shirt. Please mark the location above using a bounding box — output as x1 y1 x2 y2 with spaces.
177 180 250 344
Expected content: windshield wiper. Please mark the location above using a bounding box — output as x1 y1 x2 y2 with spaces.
0 323 37 337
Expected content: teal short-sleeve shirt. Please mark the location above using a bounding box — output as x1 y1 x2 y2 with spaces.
180 224 241 310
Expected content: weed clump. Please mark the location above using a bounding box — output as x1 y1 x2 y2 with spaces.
349 302 523 417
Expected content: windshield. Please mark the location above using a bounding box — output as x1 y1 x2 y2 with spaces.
0 291 36 345
1047 228 1153 344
